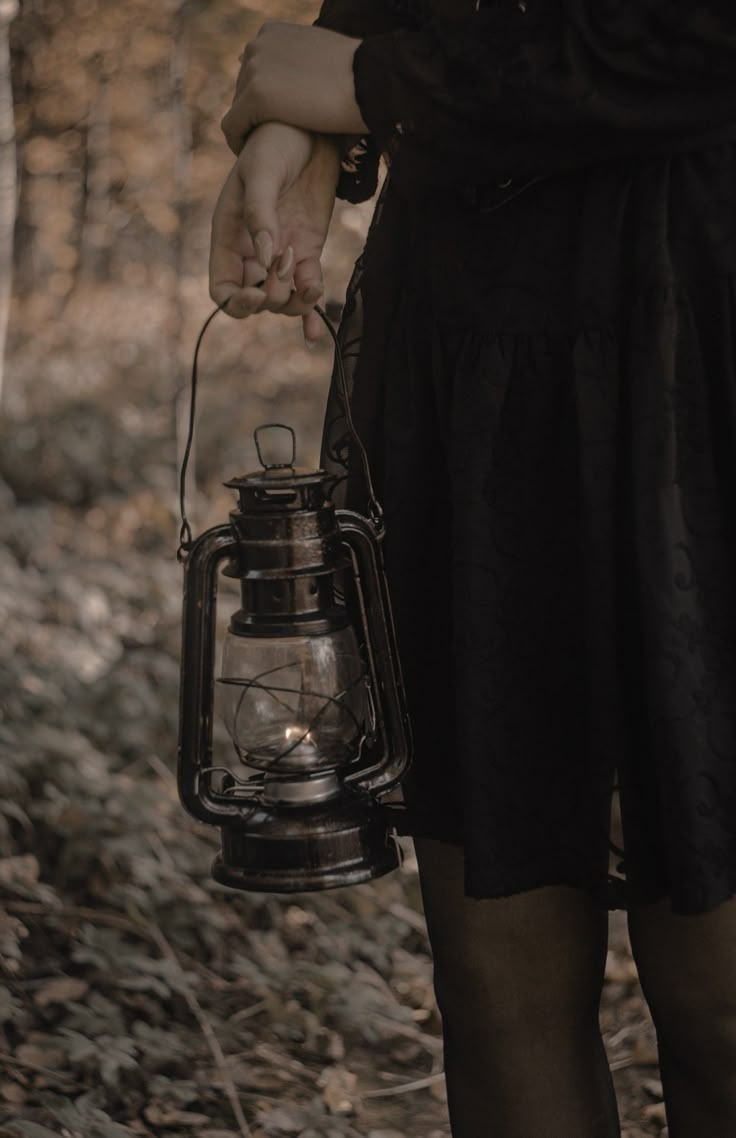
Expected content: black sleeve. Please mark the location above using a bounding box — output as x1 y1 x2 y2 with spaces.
350 0 736 190
313 0 415 202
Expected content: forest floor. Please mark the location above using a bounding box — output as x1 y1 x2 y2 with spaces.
0 485 668 1138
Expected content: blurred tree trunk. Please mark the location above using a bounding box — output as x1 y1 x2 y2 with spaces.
0 0 18 405
170 1 194 505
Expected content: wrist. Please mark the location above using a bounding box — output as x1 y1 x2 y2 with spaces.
312 132 343 186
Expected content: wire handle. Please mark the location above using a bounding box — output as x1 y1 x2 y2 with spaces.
177 301 383 562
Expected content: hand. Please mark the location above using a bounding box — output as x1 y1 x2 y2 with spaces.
209 121 341 345
221 21 368 156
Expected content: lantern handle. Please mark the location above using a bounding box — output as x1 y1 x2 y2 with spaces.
177 301 384 562
177 302 227 561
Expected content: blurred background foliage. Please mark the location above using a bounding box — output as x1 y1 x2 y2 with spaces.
5 0 373 511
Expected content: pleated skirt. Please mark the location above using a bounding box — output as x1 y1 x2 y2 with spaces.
321 139 736 915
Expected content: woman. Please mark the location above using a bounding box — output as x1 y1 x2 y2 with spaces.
209 3 736 1134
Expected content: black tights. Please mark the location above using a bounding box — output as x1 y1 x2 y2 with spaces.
414 838 736 1138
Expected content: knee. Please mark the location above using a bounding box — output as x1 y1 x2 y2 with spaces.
647 985 736 1071
630 899 736 1075
430 930 603 1044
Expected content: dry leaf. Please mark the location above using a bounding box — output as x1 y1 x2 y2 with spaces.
143 1104 211 1127
604 951 639 984
33 976 89 1008
642 1102 668 1125
631 1036 659 1067
318 1064 357 1115
0 854 40 887
430 1078 448 1104
15 1041 65 1070
0 1080 27 1104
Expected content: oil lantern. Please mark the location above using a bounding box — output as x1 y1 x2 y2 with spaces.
177 423 412 892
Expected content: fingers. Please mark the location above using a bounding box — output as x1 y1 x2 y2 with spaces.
210 123 328 330
237 124 311 268
302 307 326 347
219 286 267 319
236 143 284 276
210 165 260 314
275 257 326 347
253 257 295 313
292 255 324 309
216 250 300 320
209 139 289 317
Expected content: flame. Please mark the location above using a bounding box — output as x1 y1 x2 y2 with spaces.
284 726 314 743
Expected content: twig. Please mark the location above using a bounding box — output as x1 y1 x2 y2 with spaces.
132 908 253 1138
228 999 268 1024
5 901 147 933
177 950 234 991
0 1050 84 1089
253 1041 316 1079
361 1071 446 1098
145 752 179 787
388 901 428 936
610 1054 634 1071
605 1025 632 1049
374 1015 443 1054
148 830 177 871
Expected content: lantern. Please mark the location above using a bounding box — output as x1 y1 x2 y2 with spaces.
177 424 412 892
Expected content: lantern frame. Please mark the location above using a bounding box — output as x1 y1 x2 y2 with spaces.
177 463 413 892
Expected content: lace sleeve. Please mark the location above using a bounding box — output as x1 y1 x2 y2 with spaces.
313 0 414 202
351 0 736 188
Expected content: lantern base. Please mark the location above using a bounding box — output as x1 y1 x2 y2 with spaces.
211 793 400 893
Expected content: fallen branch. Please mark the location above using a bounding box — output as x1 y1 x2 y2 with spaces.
6 901 148 933
374 1015 443 1054
0 1049 85 1088
361 1071 445 1098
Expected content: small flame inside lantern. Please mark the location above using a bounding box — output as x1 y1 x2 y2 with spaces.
282 725 319 761
285 726 313 742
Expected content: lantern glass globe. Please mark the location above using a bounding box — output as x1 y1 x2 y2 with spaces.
219 625 369 773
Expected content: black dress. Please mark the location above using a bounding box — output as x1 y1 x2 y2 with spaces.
315 0 736 915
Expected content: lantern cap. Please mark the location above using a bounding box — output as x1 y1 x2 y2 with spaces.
224 422 328 493
224 465 325 490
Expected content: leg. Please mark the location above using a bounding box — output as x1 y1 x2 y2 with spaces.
628 896 736 1137
414 837 620 1138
